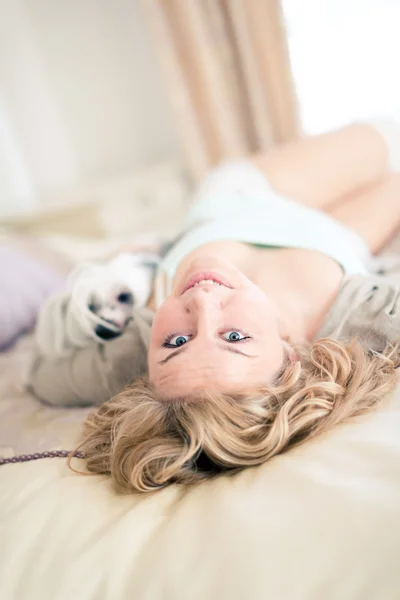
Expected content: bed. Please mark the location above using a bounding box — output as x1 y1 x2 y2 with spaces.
2 233 400 599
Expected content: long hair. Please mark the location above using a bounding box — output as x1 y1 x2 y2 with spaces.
78 338 400 493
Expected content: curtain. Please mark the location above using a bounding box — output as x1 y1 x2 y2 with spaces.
143 0 299 180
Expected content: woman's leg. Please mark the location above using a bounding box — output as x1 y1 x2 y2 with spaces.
252 122 397 210
328 172 400 254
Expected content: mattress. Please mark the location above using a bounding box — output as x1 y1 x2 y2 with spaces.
0 334 90 457
2 234 400 599
1 392 400 599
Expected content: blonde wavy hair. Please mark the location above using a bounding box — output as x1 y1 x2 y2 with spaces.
78 337 400 493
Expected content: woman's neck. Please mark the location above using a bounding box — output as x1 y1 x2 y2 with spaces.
243 244 344 342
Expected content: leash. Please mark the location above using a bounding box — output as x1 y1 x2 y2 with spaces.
0 450 85 466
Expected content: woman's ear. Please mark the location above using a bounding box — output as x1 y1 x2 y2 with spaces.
283 340 299 364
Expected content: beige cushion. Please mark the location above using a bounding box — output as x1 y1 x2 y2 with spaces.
1 391 400 599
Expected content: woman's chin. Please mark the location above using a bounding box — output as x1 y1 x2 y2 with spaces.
185 255 236 273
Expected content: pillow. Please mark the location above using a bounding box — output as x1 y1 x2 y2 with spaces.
0 244 64 350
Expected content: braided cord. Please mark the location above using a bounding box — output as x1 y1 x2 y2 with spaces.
0 450 85 466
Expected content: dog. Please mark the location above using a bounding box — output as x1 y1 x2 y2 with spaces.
67 252 159 341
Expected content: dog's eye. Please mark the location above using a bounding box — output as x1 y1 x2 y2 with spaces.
88 303 99 313
117 292 133 304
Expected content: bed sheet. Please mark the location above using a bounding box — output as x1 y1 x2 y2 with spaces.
2 233 400 599
0 335 90 457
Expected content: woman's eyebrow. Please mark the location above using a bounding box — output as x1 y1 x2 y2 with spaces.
221 345 255 358
158 345 255 365
159 347 186 364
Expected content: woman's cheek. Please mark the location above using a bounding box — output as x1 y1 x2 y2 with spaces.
152 299 182 338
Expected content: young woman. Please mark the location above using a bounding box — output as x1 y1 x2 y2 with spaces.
28 121 400 492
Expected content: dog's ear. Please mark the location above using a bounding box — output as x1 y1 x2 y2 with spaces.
136 253 160 272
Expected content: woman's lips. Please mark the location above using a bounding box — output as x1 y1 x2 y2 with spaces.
181 271 233 295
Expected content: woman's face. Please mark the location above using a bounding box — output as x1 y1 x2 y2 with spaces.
148 256 286 398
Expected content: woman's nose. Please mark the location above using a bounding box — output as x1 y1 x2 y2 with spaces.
185 287 221 313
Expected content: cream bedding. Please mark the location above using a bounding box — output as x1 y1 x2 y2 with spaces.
0 335 90 456
1 394 400 599
2 234 400 599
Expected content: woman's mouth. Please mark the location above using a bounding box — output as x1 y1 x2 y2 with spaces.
181 271 233 295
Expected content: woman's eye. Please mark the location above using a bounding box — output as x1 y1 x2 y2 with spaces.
163 334 190 348
221 330 250 342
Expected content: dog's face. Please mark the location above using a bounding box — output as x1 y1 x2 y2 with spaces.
68 252 157 341
88 285 135 340
88 264 154 340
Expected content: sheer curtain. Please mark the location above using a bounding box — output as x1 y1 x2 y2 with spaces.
283 0 400 134
143 0 300 180
145 0 400 179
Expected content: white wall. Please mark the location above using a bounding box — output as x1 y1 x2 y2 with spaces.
0 0 181 216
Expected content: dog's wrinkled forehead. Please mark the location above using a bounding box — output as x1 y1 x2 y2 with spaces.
89 280 133 305
87 266 154 310
68 253 157 310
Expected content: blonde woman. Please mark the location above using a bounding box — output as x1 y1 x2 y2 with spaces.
29 121 400 492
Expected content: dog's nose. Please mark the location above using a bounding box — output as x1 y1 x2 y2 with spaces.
95 323 123 340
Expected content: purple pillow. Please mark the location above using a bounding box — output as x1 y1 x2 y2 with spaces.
0 244 64 350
